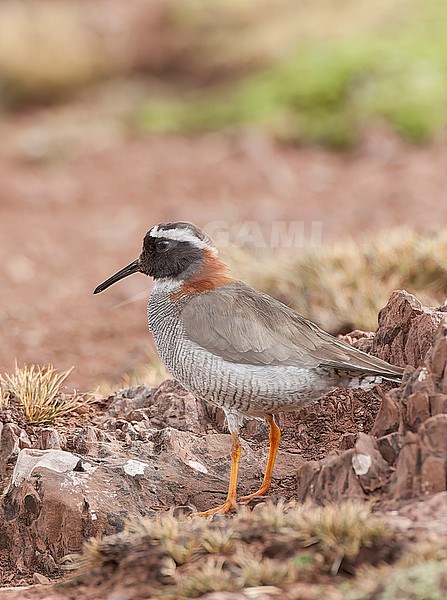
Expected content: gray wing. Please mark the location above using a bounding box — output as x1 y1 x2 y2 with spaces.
180 281 403 378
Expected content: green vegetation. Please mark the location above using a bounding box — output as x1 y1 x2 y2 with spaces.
141 0 447 146
3 0 446 144
350 561 447 600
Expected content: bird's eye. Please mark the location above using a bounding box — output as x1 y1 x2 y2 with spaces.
156 239 171 252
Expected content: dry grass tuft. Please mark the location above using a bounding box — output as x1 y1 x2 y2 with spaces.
175 557 240 598
227 228 447 332
199 526 238 555
291 502 388 574
70 501 394 597
237 548 311 587
127 512 182 541
237 500 389 575
2 363 95 424
0 375 9 410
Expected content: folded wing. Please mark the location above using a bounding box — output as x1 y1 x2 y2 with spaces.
180 281 403 380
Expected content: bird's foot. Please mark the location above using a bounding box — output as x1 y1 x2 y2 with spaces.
190 499 236 518
238 487 269 505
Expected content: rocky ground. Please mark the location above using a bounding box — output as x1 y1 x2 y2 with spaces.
1 290 447 598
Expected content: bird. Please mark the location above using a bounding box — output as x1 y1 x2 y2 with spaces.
94 221 404 517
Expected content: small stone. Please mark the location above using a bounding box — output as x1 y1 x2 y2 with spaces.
172 505 194 518
106 593 130 600
38 428 62 450
33 572 51 585
123 459 147 477
352 453 372 476
127 409 149 422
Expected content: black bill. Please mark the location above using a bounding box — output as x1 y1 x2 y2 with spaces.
93 259 141 294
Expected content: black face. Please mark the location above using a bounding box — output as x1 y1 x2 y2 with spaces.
93 221 209 294
139 233 204 280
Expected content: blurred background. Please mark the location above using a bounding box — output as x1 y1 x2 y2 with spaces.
1 0 447 390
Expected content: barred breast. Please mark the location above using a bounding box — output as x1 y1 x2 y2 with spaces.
148 285 336 417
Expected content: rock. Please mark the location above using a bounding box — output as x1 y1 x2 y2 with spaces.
0 422 31 466
339 432 357 450
70 425 114 457
339 330 374 354
0 423 32 501
37 428 62 450
418 414 447 495
385 316 447 502
32 572 50 585
352 432 391 493
373 290 446 368
431 317 447 392
146 379 211 433
5 449 81 493
107 384 153 418
376 432 400 465
296 433 390 502
0 425 264 575
371 308 447 440
299 452 366 503
371 391 400 438
391 491 447 536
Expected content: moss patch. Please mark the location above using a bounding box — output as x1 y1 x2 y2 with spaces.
141 0 447 146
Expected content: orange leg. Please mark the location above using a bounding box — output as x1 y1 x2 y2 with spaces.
191 433 241 517
239 416 281 503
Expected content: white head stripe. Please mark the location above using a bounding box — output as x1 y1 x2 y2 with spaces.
149 226 218 254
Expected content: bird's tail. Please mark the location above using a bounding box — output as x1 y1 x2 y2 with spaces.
335 368 403 390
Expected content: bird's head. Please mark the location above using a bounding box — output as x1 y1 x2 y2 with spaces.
94 221 223 294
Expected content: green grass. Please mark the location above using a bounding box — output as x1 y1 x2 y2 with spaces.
141 0 447 146
349 561 447 600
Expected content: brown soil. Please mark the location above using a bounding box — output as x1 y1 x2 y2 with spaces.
1 104 447 390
